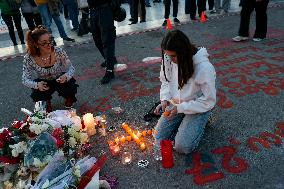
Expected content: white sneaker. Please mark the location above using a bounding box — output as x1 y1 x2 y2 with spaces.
252 38 263 42
232 36 249 42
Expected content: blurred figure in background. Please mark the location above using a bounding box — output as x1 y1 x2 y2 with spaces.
34 0 75 42
129 0 146 24
0 0 25 45
162 0 180 27
211 0 231 14
21 0 42 30
185 0 206 20
62 0 79 31
233 0 269 42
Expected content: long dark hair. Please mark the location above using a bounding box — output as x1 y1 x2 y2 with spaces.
161 30 197 89
26 25 50 57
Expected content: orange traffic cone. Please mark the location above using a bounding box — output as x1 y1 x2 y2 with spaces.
200 11 206 23
166 18 172 30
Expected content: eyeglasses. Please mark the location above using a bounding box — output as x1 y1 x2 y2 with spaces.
38 40 52 47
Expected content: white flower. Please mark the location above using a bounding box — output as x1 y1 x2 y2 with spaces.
68 128 76 137
79 133 89 144
71 116 82 130
68 137 77 148
73 166 81 177
16 179 26 189
9 141 27 157
33 158 43 168
4 181 13 189
42 180 50 189
17 166 29 177
29 123 49 135
72 123 81 132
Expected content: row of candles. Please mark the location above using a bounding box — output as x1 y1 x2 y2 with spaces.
109 123 155 164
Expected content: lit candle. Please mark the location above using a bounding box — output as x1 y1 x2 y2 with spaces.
142 131 147 137
120 136 126 143
83 113 96 136
140 142 146 151
126 136 132 141
109 141 120 156
122 152 132 165
121 123 141 145
147 130 152 135
137 131 142 138
115 137 120 144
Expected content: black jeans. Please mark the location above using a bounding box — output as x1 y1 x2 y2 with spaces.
22 12 42 31
90 5 117 70
238 0 269 39
208 0 214 10
31 78 78 102
164 0 179 19
1 13 24 44
185 0 206 18
133 0 146 21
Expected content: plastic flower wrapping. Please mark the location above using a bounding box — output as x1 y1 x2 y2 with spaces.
32 154 97 188
0 103 94 188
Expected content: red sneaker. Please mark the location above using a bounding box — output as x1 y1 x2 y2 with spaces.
64 98 74 108
46 100 52 113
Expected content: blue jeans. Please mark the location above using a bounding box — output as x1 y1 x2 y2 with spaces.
66 1 79 29
154 111 210 154
90 6 117 70
38 4 68 39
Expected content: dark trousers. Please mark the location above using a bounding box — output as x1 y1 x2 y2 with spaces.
164 0 179 19
238 0 269 39
90 6 117 70
133 0 146 21
208 0 214 10
31 78 78 102
65 1 79 28
129 0 135 18
185 0 206 18
1 13 24 44
22 12 42 30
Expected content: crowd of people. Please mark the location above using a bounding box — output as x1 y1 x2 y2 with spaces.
1 0 266 157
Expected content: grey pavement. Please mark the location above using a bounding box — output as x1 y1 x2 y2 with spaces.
0 2 284 189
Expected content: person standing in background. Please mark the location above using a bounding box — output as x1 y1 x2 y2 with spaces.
34 0 75 42
21 0 42 30
185 0 207 20
232 0 269 42
162 0 180 27
0 0 25 45
62 0 79 31
87 0 118 84
211 0 231 14
129 0 146 24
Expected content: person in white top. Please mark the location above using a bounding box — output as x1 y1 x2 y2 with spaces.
153 30 216 154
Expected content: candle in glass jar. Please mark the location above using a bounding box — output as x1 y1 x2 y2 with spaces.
122 152 132 165
109 141 120 156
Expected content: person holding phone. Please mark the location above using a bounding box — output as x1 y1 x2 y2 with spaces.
22 25 79 112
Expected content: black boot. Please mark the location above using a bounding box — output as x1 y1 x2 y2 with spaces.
101 70 115 84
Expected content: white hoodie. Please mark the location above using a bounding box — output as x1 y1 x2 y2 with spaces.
160 47 216 114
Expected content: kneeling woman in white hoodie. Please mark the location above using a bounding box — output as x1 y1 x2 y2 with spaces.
154 30 216 154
